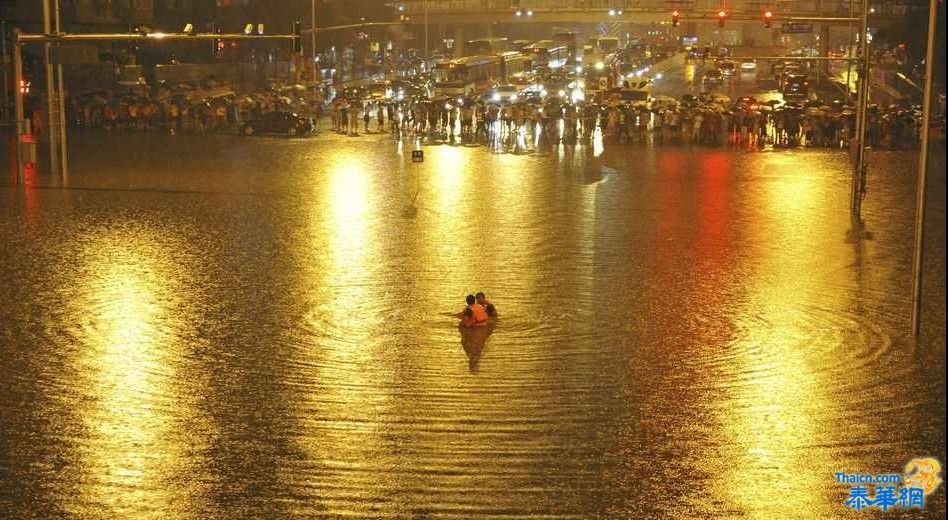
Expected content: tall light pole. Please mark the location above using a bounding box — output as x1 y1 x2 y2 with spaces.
55 0 67 180
910 0 940 335
42 0 60 176
424 0 429 67
311 0 318 84
850 0 871 228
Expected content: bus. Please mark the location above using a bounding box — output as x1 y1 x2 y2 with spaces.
464 37 510 57
552 29 580 61
583 36 620 69
498 51 533 86
523 41 569 71
587 36 620 54
433 55 502 97
497 51 533 84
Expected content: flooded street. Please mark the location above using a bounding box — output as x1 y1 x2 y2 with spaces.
1 132 945 518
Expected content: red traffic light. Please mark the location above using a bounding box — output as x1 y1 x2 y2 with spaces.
717 10 726 26
764 10 774 27
672 10 680 27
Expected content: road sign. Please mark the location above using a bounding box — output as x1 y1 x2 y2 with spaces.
781 22 813 34
411 150 424 163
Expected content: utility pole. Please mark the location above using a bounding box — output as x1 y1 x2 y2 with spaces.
42 0 61 177
311 0 318 84
12 29 26 184
910 0 939 335
2 21 9 124
55 0 67 180
424 0 429 68
849 0 871 230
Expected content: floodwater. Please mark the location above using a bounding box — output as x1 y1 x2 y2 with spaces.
1 131 945 519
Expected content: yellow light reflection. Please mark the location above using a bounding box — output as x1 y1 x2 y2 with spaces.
72 235 185 515
714 158 842 516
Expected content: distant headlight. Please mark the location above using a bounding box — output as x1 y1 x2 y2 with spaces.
493 93 501 102
595 62 605 70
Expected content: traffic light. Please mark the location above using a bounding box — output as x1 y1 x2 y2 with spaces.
764 10 774 28
672 10 680 27
718 10 727 27
293 20 302 53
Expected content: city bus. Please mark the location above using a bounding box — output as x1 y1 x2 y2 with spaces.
523 41 569 71
498 51 533 87
582 36 620 69
464 37 510 57
433 55 502 97
587 36 620 54
552 29 580 61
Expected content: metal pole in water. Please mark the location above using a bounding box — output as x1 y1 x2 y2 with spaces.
12 31 24 184
55 0 68 182
311 0 318 84
850 0 870 226
42 0 60 176
910 0 939 336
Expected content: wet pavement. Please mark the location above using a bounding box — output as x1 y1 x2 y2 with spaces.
1 131 945 519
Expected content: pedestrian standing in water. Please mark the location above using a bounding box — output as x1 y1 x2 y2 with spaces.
475 292 498 318
363 103 371 133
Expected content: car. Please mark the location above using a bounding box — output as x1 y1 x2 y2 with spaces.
390 79 420 100
740 59 757 71
341 86 365 101
484 84 520 104
782 74 809 101
718 60 737 76
365 81 392 101
600 87 650 105
780 70 808 90
241 111 314 137
756 78 781 92
702 68 724 86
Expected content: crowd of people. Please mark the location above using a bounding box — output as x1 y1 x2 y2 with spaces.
327 92 927 151
49 81 324 135
31 75 928 153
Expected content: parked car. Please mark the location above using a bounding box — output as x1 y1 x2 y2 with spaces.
241 111 314 137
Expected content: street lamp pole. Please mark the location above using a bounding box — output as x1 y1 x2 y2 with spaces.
909 0 939 335
311 0 318 84
424 0 429 67
42 0 60 176
850 0 871 228
55 0 67 180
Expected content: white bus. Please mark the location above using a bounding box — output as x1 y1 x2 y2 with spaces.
523 41 569 70
465 37 510 57
433 55 502 97
498 51 532 84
